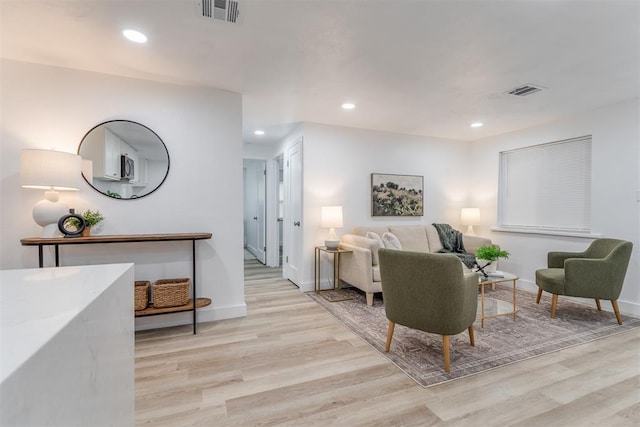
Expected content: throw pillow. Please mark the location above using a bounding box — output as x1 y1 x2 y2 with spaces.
381 232 403 250
365 231 384 249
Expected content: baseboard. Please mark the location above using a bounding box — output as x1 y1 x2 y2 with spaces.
134 303 247 331
516 278 640 317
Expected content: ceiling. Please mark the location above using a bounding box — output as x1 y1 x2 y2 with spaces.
2 1 639 145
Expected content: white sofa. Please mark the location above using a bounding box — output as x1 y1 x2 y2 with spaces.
338 224 493 306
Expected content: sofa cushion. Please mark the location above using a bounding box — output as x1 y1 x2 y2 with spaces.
366 231 384 249
425 224 443 253
341 234 382 265
388 225 430 253
352 226 390 237
382 232 403 250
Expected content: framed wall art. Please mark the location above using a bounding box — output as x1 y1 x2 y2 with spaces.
371 173 423 217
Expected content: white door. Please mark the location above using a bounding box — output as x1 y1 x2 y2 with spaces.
285 138 303 285
255 163 266 264
243 159 266 263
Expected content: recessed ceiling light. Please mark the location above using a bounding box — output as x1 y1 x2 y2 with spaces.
254 130 265 135
122 29 148 43
341 103 356 110
470 122 484 128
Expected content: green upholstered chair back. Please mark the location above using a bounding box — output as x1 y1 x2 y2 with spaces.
378 249 478 336
584 238 632 260
564 239 633 300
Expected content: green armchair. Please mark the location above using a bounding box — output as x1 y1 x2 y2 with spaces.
378 248 478 372
535 238 633 324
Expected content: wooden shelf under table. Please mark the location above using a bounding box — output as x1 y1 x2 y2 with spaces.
135 298 212 317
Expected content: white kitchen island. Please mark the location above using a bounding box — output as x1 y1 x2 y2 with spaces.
0 263 135 426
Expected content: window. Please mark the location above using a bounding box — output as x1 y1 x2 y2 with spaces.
498 136 592 234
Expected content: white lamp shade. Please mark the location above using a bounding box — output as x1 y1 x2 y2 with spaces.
461 207 480 225
320 206 343 228
20 149 81 191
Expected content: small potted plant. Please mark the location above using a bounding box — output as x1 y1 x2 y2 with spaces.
80 209 104 237
475 245 510 277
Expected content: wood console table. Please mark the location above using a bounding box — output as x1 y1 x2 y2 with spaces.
20 233 212 334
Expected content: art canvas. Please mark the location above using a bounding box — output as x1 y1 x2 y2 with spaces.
371 173 423 216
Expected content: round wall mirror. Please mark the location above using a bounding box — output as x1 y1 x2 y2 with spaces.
78 120 170 199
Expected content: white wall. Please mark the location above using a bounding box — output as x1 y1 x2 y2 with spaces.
0 59 246 328
469 99 640 315
299 122 472 291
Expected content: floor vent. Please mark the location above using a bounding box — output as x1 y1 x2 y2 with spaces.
506 84 544 96
196 0 241 24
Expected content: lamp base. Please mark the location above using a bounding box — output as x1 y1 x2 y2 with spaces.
41 223 61 238
324 240 340 250
33 193 68 238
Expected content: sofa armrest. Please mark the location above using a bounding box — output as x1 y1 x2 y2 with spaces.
341 234 381 265
462 235 493 255
338 242 374 290
548 251 585 268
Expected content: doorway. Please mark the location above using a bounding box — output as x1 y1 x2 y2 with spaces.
243 159 266 264
276 155 284 266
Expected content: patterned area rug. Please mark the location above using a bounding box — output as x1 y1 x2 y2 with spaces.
307 285 640 387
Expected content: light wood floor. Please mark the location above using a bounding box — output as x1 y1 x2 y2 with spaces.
135 260 640 426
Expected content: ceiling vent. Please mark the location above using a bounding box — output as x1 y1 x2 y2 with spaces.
196 0 241 24
506 84 544 96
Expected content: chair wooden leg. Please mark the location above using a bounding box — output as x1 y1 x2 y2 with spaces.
442 335 451 373
385 321 395 352
468 325 475 347
611 300 623 325
536 288 543 304
595 299 602 311
550 294 558 318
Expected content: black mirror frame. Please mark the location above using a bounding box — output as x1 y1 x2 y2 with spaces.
78 119 170 200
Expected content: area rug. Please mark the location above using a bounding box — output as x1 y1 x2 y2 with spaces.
307 286 640 387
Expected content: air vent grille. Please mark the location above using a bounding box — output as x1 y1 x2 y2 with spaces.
506 84 543 96
197 0 241 24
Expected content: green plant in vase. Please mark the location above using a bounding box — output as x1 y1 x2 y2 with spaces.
475 245 510 278
80 209 104 237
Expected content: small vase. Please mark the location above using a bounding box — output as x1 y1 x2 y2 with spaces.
81 227 91 237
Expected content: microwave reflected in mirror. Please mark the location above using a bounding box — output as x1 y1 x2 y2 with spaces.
78 120 169 200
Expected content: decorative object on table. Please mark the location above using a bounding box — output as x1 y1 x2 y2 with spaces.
20 149 82 237
106 190 122 198
371 173 423 217
57 209 86 238
460 207 480 235
535 238 632 324
320 206 343 250
152 278 190 308
78 209 104 237
134 281 150 311
474 245 510 279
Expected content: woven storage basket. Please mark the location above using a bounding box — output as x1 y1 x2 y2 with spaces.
134 281 150 311
152 278 190 308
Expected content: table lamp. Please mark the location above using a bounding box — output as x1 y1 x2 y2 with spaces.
20 149 81 237
461 207 480 235
320 206 343 250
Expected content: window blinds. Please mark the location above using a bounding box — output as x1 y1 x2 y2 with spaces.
498 136 592 232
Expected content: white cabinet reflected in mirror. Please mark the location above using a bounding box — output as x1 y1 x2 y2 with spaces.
78 120 169 199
